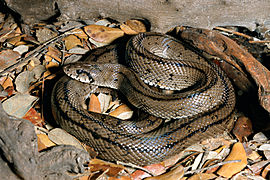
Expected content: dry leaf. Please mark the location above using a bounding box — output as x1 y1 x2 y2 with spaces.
23 107 44 126
0 23 19 43
63 34 83 50
37 134 56 151
258 144 270 151
63 54 83 65
14 71 36 93
163 151 185 167
3 86 14 97
109 104 133 120
36 27 57 43
45 46 62 63
68 47 89 54
264 150 270 160
88 94 101 113
45 60 59 69
0 75 13 89
201 137 232 151
247 151 261 161
188 173 217 180
248 160 270 174
217 142 248 178
0 49 20 71
131 163 166 180
261 163 270 178
2 93 38 118
42 70 56 80
32 65 46 79
120 20 146 35
84 24 124 44
232 116 253 142
191 153 204 170
95 19 116 27
253 132 268 141
89 159 125 177
13 44 29 55
145 165 184 180
97 93 112 113
108 176 132 180
7 34 26 45
71 28 89 40
48 128 85 150
88 37 108 47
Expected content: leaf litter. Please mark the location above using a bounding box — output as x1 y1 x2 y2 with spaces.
0 12 270 180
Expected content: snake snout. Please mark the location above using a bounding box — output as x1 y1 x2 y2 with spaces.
63 65 94 83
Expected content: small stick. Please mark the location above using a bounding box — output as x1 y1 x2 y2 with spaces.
249 40 270 44
214 27 253 40
184 160 241 175
0 25 83 76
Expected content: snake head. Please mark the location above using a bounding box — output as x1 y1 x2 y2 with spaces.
63 63 94 83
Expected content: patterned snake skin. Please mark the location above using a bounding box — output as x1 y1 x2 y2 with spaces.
51 32 236 165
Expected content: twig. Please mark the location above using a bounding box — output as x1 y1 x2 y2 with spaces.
214 27 253 40
0 24 18 42
117 161 155 177
249 40 270 44
184 160 241 175
0 28 82 76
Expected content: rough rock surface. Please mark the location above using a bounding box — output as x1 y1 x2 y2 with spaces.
3 0 270 31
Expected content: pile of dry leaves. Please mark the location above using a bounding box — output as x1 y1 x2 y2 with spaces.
0 11 270 180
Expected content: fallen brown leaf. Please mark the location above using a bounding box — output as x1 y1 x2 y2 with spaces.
7 34 26 45
131 163 166 180
14 71 36 93
36 27 57 43
63 34 83 50
232 116 253 142
88 94 101 113
248 160 270 175
0 49 20 71
45 60 59 69
71 28 89 40
13 44 29 55
120 19 146 35
23 107 44 126
89 159 125 177
187 173 217 180
48 128 85 150
84 24 124 44
0 75 13 89
247 151 261 161
217 142 248 178
2 94 39 118
261 163 270 178
109 104 133 120
45 46 62 63
108 176 132 180
37 134 55 151
0 23 20 43
97 93 112 113
145 165 184 180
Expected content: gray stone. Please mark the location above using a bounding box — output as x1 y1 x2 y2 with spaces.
4 0 270 31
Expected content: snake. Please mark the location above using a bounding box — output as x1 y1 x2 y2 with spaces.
51 32 236 166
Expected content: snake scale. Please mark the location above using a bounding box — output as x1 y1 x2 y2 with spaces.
51 32 236 165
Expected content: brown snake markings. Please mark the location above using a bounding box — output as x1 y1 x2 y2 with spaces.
51 32 236 165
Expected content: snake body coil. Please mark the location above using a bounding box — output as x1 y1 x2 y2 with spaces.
51 32 235 165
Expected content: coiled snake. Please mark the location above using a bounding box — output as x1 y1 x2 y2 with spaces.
51 32 236 165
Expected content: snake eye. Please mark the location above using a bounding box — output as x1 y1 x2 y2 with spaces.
76 69 84 74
